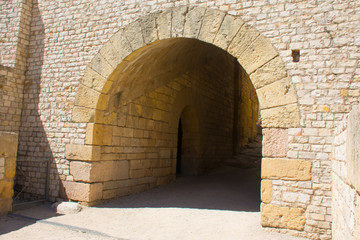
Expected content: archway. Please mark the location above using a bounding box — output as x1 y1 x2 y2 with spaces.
65 6 303 232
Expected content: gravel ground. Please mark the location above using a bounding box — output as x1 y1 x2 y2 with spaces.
0 166 307 240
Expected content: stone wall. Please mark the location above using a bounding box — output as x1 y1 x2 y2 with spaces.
332 105 360 240
2 0 359 239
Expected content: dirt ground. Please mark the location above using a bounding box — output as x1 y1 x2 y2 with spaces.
0 166 307 240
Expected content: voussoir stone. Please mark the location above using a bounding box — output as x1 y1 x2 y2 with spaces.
139 13 158 45
156 9 172 40
228 24 259 59
198 8 225 43
213 14 245 51
172 6 188 38
183 7 206 39
124 20 145 51
261 103 300 128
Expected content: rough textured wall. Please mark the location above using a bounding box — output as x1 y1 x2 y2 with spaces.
9 0 360 239
332 105 360 240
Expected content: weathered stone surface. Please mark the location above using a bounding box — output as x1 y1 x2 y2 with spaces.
262 158 312 181
198 8 225 43
238 35 278 74
0 132 18 180
183 7 206 39
74 84 101 109
61 181 102 202
71 106 96 123
88 53 114 79
0 180 13 199
228 24 259 59
85 123 113 145
139 13 158 45
65 144 101 161
156 9 172 40
124 20 145 51
261 203 306 231
70 161 92 182
99 41 124 69
171 6 188 38
52 201 83 214
82 67 110 93
261 180 272 204
262 128 288 157
250 56 287 89
261 103 300 128
109 29 133 59
213 15 245 50
257 78 297 110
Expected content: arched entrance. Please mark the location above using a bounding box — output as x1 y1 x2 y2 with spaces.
65 6 303 231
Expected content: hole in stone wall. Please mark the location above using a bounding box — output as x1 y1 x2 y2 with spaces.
292 49 300 62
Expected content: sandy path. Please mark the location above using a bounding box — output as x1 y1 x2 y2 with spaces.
0 166 307 240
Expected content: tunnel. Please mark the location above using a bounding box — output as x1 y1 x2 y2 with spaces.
80 38 263 205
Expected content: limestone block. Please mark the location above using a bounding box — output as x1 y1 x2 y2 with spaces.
139 13 158 45
99 41 124 69
0 180 13 199
250 56 287 89
261 180 272 204
0 132 18 179
261 203 306 231
70 161 92 182
85 123 112 145
213 15 245 51
88 53 114 79
0 199 12 215
74 84 101 109
261 103 300 128
228 24 259 59
183 7 206 39
92 161 129 182
262 128 287 157
257 78 297 110
61 181 103 202
262 158 312 181
109 29 133 59
66 144 101 161
103 179 129 190
82 68 108 93
238 35 278 74
71 106 96 123
124 20 145 51
172 6 188 38
198 8 225 43
103 188 129 200
156 9 172 40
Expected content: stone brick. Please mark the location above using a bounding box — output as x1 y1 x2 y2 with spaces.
198 8 225 43
261 104 300 128
183 7 206 39
0 180 13 199
85 123 112 146
262 158 312 181
261 180 272 204
65 144 101 161
228 24 259 59
213 14 245 50
156 9 172 40
88 53 114 79
61 181 103 202
256 77 297 110
139 13 158 45
261 203 306 231
124 20 145 51
171 6 187 38
262 128 288 157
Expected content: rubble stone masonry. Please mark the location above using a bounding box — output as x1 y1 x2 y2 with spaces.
0 1 359 240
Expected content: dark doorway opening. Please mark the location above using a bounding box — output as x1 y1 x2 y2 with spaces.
176 118 182 175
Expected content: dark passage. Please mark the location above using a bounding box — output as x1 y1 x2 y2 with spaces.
176 119 182 175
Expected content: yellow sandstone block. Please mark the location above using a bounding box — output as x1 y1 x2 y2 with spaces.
262 158 312 181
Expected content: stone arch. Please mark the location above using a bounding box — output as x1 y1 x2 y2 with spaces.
65 6 300 207
72 6 299 127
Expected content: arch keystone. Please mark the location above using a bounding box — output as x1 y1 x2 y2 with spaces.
183 7 206 38
172 6 188 38
198 9 225 43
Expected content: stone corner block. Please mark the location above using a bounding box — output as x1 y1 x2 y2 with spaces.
262 158 312 181
261 180 272 204
261 203 305 231
85 123 113 146
60 181 103 202
65 144 101 161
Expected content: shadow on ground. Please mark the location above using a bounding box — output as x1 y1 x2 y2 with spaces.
98 166 261 212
